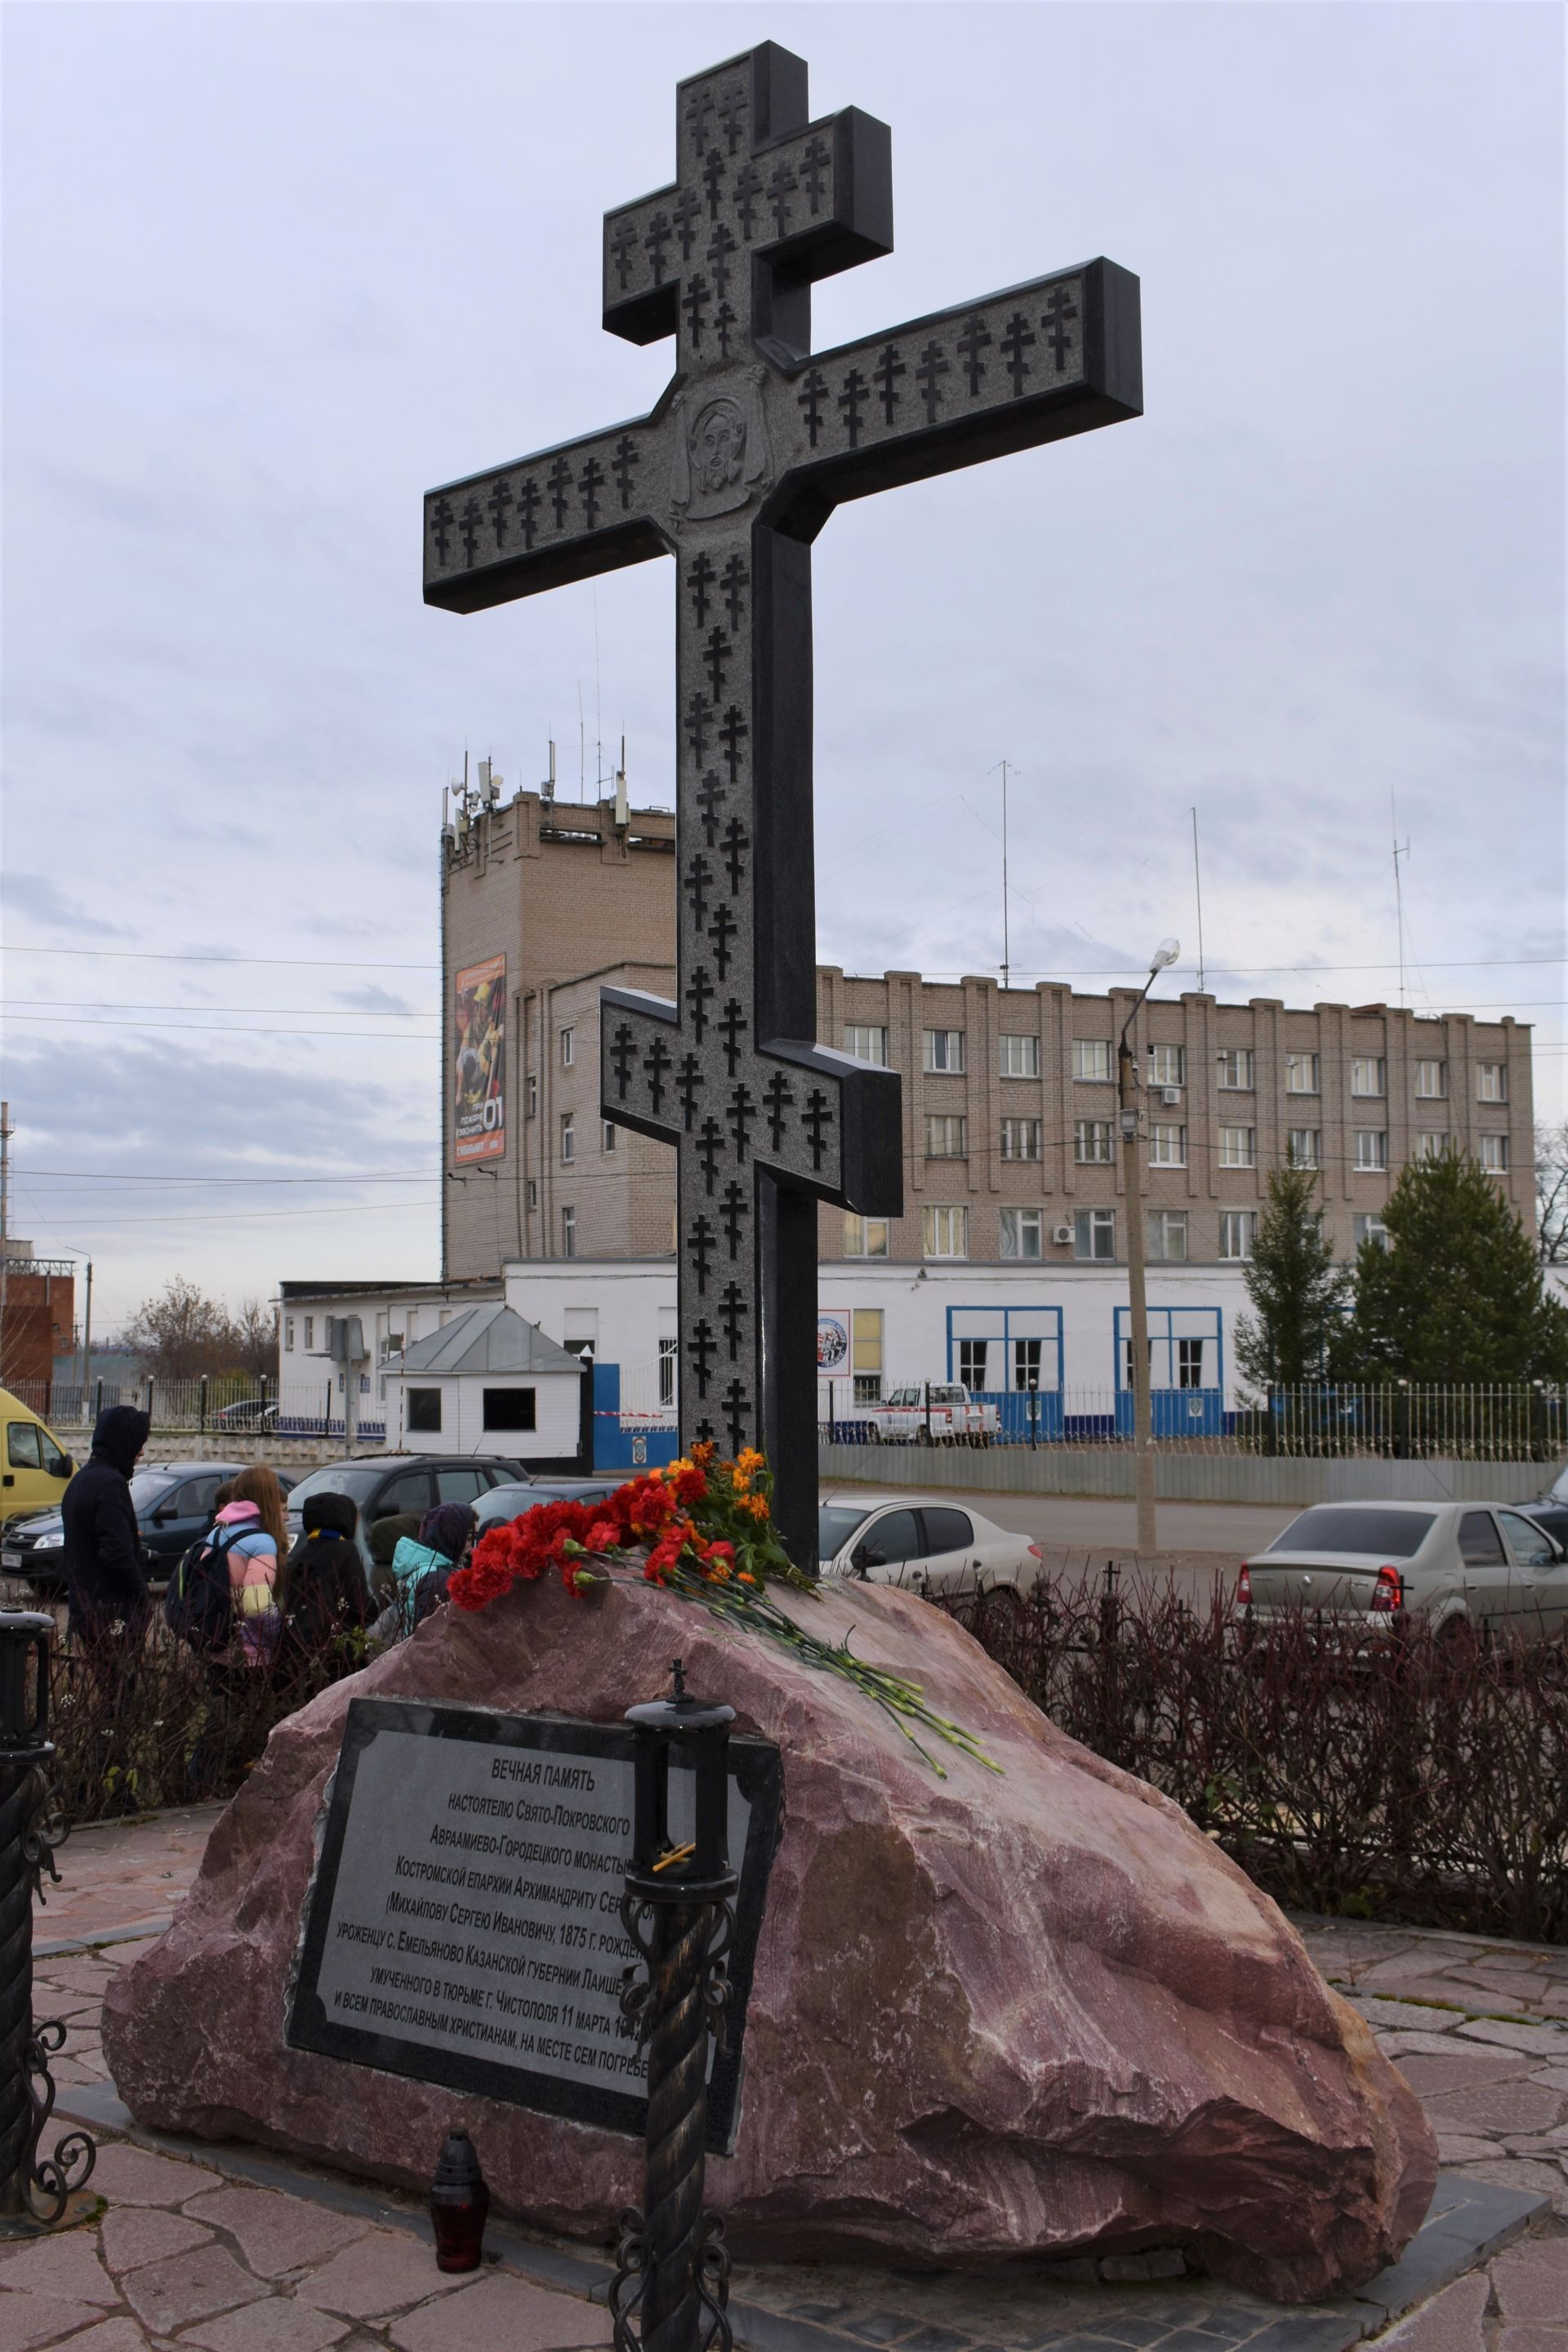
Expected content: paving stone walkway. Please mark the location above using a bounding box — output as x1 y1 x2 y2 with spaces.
10 1810 1566 2352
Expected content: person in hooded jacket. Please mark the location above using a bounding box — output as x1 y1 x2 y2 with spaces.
374 1503 476 1642
280 1492 371 1670
60 1405 153 1645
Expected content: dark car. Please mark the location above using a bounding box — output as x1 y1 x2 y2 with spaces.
283 1454 534 1573
1 1460 299 1596
475 1478 621 1529
1518 1499 1568 1553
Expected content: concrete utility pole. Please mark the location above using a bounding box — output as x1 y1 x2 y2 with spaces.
0 1102 11 1389
1118 941 1179 1557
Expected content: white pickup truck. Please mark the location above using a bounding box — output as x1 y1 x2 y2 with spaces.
862 1383 1000 1445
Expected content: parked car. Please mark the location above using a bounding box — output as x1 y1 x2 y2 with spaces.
1 1459 299 1595
284 1454 533 1573
1519 1499 1568 1553
211 1399 278 1432
476 1478 621 1529
1 1388 77 1525
1236 1500 1568 1641
861 1385 1000 1445
817 1494 1042 1596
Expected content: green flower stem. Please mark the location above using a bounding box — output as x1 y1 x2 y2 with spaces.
598 1557 1000 1779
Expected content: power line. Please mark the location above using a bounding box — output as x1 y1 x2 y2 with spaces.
20 1168 441 1187
1 1000 433 1018
2 946 439 969
0 1015 437 1041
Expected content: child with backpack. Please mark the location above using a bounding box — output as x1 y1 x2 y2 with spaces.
166 1466 287 1666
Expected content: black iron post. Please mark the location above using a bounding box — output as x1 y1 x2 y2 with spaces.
0 1613 95 2233
611 1660 737 2352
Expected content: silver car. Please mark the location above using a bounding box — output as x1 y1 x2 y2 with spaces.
817 1496 1043 1597
1238 1499 1568 1640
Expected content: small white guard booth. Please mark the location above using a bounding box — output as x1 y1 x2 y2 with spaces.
381 1303 584 1464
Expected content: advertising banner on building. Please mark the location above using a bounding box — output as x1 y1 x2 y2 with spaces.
817 1311 850 1373
452 953 506 1163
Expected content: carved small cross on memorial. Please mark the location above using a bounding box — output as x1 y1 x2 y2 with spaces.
425 39 1141 1569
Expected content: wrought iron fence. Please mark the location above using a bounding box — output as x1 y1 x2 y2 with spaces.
5 1376 385 1446
816 1380 1568 1461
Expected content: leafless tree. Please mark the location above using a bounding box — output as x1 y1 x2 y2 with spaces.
228 1296 280 1380
122 1277 233 1379
1538 1123 1568 1264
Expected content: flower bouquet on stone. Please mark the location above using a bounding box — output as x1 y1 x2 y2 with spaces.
448 1443 996 1777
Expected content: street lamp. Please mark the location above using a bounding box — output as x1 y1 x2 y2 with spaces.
1119 939 1180 1556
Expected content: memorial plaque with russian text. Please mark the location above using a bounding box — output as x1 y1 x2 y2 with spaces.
286 1696 782 2148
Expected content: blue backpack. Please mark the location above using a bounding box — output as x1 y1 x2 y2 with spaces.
163 1521 251 1652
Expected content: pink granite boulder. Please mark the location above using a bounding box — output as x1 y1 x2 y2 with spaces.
103 1574 1437 2301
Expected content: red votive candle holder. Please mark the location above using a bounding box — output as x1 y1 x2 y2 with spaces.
429 2127 490 2271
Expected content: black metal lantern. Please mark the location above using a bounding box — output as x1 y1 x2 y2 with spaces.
625 1658 737 1904
0 1615 54 1769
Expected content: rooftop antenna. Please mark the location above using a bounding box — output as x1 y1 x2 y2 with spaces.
1192 807 1206 994
615 734 628 831
1391 789 1410 1009
1000 759 1010 991
577 682 586 803
541 738 556 805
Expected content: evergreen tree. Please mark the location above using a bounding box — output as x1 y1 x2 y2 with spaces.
1331 1151 1568 1384
1235 1159 1349 1393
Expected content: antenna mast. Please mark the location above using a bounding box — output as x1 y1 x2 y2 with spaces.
1391 790 1410 1008
1000 759 1010 991
1192 807 1205 994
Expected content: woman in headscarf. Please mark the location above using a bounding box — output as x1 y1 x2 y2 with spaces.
281 1491 370 1671
385 1503 478 1637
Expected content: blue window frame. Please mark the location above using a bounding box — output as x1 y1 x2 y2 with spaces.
1112 1305 1223 1435
946 1307 1063 1438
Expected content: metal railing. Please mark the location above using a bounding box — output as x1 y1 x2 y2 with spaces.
6 1375 385 1446
816 1380 1568 1461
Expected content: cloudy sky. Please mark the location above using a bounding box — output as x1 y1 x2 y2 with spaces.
3 1 1563 1334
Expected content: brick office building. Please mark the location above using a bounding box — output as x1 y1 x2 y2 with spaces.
443 785 1536 1288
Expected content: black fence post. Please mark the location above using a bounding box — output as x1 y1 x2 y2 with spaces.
0 1613 96 2232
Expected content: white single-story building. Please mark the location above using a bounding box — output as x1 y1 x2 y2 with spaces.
381 1303 586 1465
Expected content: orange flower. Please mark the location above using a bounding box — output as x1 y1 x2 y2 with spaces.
744 1494 770 1521
737 1447 765 1475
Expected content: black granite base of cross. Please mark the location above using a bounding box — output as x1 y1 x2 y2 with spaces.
425 40 1141 1572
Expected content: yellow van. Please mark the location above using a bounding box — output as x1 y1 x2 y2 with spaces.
0 1390 77 1523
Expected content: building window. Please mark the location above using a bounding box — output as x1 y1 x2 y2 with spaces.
284 1318 295 1352
851 1308 884 1400
922 1027 964 1074
843 1024 888 1063
924 1115 967 1158
922 1205 969 1258
1218 1126 1257 1168
1351 1057 1386 1097
1353 1129 1388 1171
1147 1209 1188 1261
1147 1044 1185 1089
483 1388 537 1432
1000 1117 1041 1160
1355 1212 1390 1251
843 1212 890 1258
1148 1121 1187 1167
560 1114 576 1165
1287 1129 1321 1167
1414 1059 1448 1099
561 1205 577 1257
1219 1209 1258 1260
1075 1118 1114 1164
526 1071 538 1117
1013 1339 1045 1392
1414 1131 1450 1161
1217 1049 1254 1090
560 1026 575 1067
602 1119 617 1152
408 1388 442 1433
1477 1062 1508 1102
1479 1133 1510 1173
1000 1207 1044 1259
957 1339 990 1390
526 1178 538 1209
1072 1039 1112 1083
999 1034 1040 1078
304 1316 314 1350
1074 1208 1116 1260
1177 1338 1206 1389
657 1337 677 1408
1285 1053 1320 1094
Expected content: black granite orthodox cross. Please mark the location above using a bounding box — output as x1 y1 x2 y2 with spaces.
425 40 1141 1570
